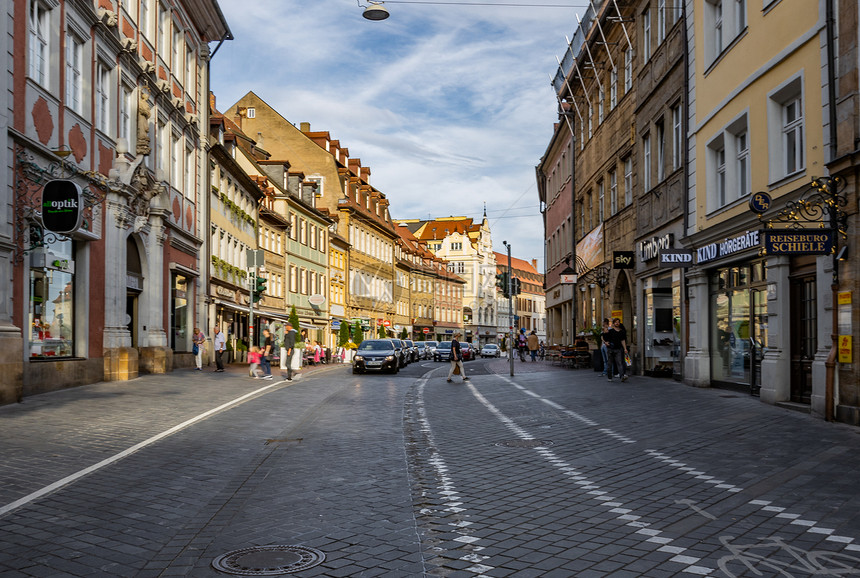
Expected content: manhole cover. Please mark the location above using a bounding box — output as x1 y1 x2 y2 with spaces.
212 545 325 575
494 439 554 448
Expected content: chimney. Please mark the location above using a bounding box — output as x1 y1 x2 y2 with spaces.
532 259 538 270
300 122 311 132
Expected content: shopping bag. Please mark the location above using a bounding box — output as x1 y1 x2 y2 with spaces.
453 364 461 375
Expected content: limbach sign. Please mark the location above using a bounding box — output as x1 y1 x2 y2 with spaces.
41 179 82 234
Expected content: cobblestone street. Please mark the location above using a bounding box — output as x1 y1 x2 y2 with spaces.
1 359 859 576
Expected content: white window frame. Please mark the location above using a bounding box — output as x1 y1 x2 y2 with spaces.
65 31 84 114
610 68 617 109
624 49 632 93
95 61 112 134
643 133 652 192
185 145 195 199
767 75 804 182
119 83 134 145
598 179 605 223
736 130 750 198
657 0 666 43
642 6 651 62
598 85 604 124
28 0 50 87
609 169 618 215
624 157 633 206
672 104 682 170
656 119 665 182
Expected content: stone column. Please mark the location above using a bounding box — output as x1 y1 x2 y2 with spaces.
102 193 137 380
760 256 791 404
810 256 834 417
137 200 171 374
683 270 711 388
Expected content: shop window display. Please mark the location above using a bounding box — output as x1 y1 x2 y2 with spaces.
29 239 75 358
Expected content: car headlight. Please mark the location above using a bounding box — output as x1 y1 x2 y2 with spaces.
385 355 394 361
354 355 364 362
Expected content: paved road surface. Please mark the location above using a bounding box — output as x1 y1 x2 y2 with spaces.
1 357 859 577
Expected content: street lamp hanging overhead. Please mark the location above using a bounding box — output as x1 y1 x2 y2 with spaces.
362 1 390 20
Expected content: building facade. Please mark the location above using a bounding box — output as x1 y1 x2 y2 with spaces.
6 0 229 403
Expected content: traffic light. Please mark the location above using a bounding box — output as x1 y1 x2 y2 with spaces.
496 272 510 298
253 275 267 303
511 277 521 295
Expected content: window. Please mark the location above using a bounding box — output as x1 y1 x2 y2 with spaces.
171 133 181 188
656 119 665 182
624 49 632 93
587 190 593 229
289 213 297 240
706 0 745 64
309 224 316 249
158 2 170 57
767 76 804 181
642 6 651 61
140 0 150 39
610 68 617 109
714 1 723 55
185 147 195 199
672 104 682 170
66 32 83 114
185 47 195 91
624 157 633 206
735 0 746 31
29 238 75 358
172 25 182 72
716 145 727 206
28 0 49 86
587 102 593 139
657 0 666 43
782 97 803 175
290 265 297 292
95 62 111 133
736 131 749 198
300 219 307 244
598 85 604 124
598 179 604 223
609 169 618 215
120 84 133 144
643 133 652 191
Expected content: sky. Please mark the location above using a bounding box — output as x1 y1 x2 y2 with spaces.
210 0 590 273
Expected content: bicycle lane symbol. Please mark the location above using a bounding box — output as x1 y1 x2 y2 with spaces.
717 535 860 577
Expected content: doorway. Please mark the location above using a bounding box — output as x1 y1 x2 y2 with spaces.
789 267 816 404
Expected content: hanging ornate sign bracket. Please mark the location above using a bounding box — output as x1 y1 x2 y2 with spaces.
13 147 107 264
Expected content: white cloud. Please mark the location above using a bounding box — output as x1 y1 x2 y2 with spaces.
212 0 587 270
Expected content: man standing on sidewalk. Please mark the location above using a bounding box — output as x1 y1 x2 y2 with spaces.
260 329 274 379
213 326 226 372
527 330 539 362
281 322 298 381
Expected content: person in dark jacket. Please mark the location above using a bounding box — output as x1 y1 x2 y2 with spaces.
604 318 629 382
447 333 469 383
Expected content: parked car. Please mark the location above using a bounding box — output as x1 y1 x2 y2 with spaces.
352 339 399 374
403 339 420 363
433 341 452 362
389 338 408 367
480 343 501 358
421 341 438 360
460 342 475 361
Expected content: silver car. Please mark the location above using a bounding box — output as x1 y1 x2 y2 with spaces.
480 343 501 358
421 341 438 359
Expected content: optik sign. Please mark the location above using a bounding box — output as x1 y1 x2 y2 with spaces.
41 180 83 234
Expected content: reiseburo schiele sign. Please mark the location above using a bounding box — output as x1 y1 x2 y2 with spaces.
762 229 834 255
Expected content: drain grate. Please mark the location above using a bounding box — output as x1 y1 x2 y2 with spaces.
494 439 554 448
212 545 325 576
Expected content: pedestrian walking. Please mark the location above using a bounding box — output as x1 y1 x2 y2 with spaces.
247 346 264 379
604 318 629 382
213 326 226 372
447 333 469 383
527 330 539 362
259 328 273 379
600 318 610 376
192 327 206 370
517 329 527 362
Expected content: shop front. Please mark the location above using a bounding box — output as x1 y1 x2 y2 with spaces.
635 232 685 380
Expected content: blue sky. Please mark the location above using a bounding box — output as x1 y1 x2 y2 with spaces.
210 0 589 272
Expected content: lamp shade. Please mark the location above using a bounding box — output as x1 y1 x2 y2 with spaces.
363 3 389 20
